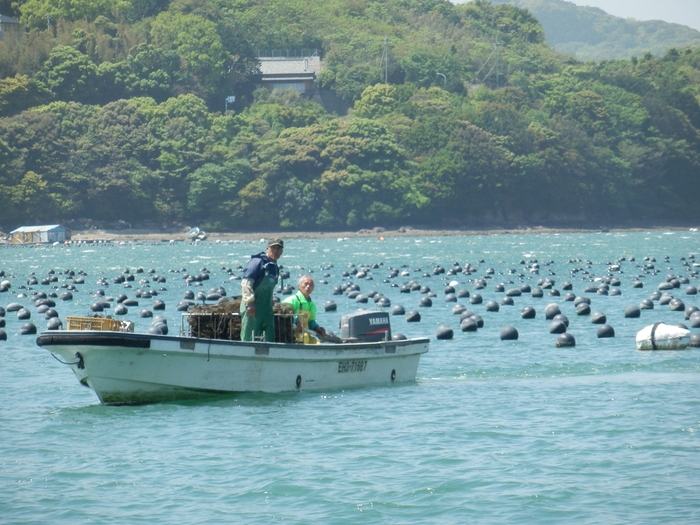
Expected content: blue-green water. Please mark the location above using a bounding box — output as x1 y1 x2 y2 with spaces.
1 231 699 524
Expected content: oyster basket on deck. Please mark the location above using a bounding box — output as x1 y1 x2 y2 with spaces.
183 298 296 343
66 316 123 332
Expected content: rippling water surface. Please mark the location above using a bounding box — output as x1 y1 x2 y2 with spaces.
2 231 699 524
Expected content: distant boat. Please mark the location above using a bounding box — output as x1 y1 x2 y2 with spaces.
187 227 207 241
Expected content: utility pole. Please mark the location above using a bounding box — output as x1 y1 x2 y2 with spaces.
380 36 389 84
495 38 500 89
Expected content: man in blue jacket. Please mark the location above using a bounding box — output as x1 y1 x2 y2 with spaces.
240 239 283 341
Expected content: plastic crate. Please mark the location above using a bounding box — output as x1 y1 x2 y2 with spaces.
66 316 122 332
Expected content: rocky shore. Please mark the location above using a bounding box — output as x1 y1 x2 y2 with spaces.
68 223 697 243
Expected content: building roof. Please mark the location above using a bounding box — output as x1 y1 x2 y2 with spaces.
258 56 322 77
262 75 316 82
11 225 67 233
0 14 20 24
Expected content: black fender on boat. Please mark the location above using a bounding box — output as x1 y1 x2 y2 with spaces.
36 333 151 349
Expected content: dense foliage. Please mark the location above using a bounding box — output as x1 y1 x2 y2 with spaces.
0 0 699 231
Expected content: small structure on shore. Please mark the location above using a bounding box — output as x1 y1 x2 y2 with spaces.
10 225 71 244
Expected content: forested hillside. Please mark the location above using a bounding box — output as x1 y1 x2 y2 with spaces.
489 0 700 61
0 0 699 232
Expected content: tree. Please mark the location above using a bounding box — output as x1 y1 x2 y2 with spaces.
187 160 253 228
0 75 50 117
150 11 228 94
37 46 99 102
19 0 132 30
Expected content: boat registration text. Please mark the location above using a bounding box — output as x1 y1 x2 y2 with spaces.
338 360 367 373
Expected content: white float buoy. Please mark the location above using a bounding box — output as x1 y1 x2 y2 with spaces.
635 322 690 350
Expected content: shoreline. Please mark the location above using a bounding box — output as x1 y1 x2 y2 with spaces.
67 223 699 243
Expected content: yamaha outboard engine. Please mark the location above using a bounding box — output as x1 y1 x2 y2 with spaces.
340 311 391 342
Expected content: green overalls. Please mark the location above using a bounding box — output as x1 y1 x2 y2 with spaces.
240 263 279 342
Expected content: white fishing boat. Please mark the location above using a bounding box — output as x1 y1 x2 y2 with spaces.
36 311 429 405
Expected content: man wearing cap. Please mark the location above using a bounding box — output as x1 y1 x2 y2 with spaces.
240 239 283 341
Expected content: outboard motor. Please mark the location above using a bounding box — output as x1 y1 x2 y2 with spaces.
340 311 391 342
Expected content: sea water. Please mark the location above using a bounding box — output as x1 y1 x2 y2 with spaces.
1 231 699 524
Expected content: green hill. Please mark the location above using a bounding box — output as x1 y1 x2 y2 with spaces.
489 0 700 60
0 0 699 232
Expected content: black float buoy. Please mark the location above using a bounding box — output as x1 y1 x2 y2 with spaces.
485 300 499 312
419 297 432 307
405 310 421 322
590 312 607 324
624 305 641 318
553 314 569 327
544 304 561 319
520 306 536 319
324 300 337 312
114 304 128 315
576 303 591 316
46 317 62 330
436 325 454 340
500 326 519 341
639 299 654 310
668 298 685 311
391 304 405 315
549 320 567 334
556 333 576 347
20 322 37 335
460 318 478 332
597 324 615 338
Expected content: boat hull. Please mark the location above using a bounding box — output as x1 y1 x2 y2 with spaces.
37 331 429 405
